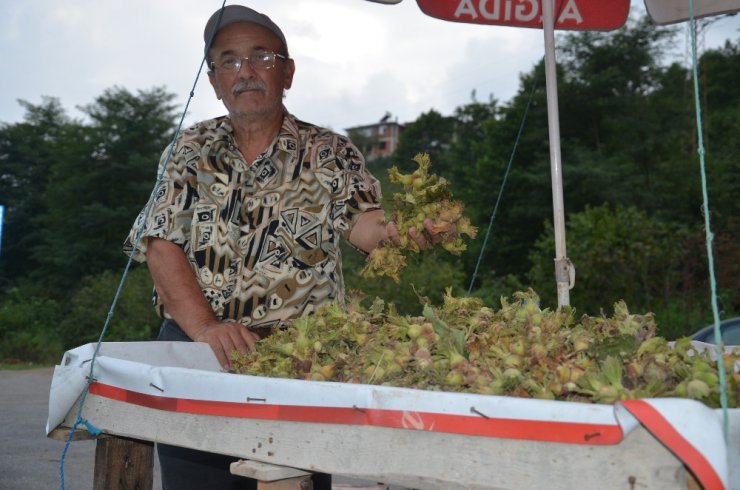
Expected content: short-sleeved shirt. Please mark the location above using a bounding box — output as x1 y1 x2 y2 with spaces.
124 112 381 331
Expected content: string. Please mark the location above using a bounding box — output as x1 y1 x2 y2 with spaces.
57 2 228 488
687 0 729 441
468 67 539 294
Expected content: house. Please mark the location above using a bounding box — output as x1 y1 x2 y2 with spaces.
345 112 404 161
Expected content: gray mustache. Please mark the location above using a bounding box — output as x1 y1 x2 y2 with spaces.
232 80 266 95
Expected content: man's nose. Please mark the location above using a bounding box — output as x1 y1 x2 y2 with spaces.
237 58 257 75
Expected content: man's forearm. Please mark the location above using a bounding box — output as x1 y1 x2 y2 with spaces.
145 237 217 338
145 237 260 369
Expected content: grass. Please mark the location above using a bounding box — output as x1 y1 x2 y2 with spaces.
0 360 53 370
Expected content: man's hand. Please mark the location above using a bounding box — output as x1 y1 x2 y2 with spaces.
191 321 261 371
351 210 454 253
386 218 452 251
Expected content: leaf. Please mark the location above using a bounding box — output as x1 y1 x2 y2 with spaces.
422 304 466 356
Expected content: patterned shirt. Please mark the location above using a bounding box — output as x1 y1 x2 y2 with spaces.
124 112 381 331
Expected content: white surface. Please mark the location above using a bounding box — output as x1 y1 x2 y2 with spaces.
644 0 740 24
47 342 619 433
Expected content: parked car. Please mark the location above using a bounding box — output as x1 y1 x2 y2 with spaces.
691 317 740 346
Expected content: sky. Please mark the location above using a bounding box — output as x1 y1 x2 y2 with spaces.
1 0 739 134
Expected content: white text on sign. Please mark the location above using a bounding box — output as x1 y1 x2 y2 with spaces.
454 0 584 25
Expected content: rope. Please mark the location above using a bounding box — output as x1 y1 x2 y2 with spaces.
468 68 539 294
688 0 729 441
57 2 228 488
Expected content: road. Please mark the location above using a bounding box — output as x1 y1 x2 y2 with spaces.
0 367 124 490
0 367 394 490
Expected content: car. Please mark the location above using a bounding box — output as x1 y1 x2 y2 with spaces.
691 317 740 346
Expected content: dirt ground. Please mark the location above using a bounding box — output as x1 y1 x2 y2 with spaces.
0 367 400 490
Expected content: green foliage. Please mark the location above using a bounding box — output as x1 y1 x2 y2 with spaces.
468 273 527 308
0 97 71 288
0 287 62 364
0 88 167 292
525 205 717 338
342 242 466 316
0 267 159 362
393 109 456 168
652 297 715 341
346 128 375 157
233 289 738 408
700 43 740 226
58 266 160 350
0 87 176 361
13 87 177 293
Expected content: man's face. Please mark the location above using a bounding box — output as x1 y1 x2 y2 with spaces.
207 22 295 121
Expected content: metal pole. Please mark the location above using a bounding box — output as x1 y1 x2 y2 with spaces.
541 0 572 307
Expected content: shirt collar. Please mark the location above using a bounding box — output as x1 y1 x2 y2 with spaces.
216 110 301 163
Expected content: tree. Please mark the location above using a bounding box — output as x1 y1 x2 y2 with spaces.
0 97 71 289
442 64 555 282
31 86 178 292
346 128 375 157
556 17 686 212
393 109 456 169
699 41 740 226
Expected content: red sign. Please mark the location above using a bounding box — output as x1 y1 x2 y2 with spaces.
416 0 630 31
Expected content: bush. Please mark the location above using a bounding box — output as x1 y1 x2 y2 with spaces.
342 243 467 315
58 266 160 350
0 288 63 364
526 204 711 338
469 273 528 308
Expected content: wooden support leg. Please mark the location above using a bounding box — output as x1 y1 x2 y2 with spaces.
231 459 313 490
94 436 153 490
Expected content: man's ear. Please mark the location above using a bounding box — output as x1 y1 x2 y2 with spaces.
283 58 295 90
208 71 222 100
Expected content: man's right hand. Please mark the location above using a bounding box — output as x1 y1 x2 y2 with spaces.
191 321 261 371
146 238 260 370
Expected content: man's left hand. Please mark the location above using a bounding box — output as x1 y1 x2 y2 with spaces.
387 218 453 251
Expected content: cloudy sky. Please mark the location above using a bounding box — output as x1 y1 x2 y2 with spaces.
1 1 738 134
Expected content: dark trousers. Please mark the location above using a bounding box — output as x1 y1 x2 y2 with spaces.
155 319 331 490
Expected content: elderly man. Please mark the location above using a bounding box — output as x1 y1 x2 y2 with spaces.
125 4 435 489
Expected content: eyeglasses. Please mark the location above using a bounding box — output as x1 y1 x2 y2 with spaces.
210 51 287 73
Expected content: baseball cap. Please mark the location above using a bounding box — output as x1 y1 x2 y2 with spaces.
203 5 289 58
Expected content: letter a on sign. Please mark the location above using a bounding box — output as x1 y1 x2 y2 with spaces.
417 0 629 31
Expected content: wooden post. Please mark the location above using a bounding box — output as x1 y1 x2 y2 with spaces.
94 436 153 490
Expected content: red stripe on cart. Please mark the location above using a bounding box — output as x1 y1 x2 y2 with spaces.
620 399 724 490
89 381 623 445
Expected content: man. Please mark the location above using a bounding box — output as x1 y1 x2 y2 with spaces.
125 5 436 489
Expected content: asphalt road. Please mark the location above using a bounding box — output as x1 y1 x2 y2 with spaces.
0 368 395 490
0 367 124 490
